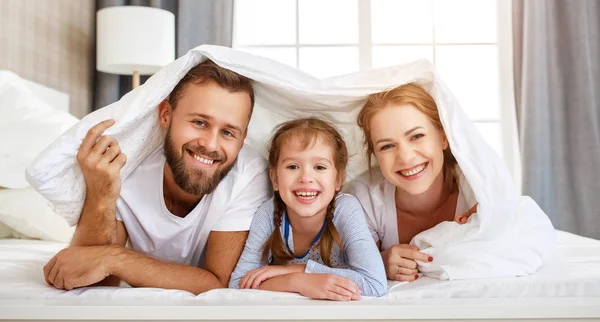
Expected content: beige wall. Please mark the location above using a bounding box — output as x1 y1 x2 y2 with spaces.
0 0 94 118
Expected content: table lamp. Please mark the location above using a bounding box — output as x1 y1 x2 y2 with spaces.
96 6 175 89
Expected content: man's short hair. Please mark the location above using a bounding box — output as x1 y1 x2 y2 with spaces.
168 59 255 115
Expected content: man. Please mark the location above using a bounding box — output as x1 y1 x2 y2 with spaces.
43 60 271 294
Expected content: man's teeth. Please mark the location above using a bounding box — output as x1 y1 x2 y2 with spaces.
193 154 214 165
294 191 319 199
400 163 426 176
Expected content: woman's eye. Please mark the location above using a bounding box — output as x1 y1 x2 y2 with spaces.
411 134 425 141
380 144 393 151
286 164 299 170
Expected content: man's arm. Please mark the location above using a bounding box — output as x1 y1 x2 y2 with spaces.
109 230 248 293
70 119 127 247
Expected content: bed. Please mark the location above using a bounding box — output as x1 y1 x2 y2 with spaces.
1 78 599 322
0 230 599 321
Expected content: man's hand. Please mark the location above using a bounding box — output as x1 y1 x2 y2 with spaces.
43 246 115 291
381 244 432 282
77 119 127 206
240 265 305 289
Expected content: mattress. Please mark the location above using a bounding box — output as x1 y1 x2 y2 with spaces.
0 230 599 321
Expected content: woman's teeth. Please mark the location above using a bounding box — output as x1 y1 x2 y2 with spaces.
399 163 426 176
294 191 319 199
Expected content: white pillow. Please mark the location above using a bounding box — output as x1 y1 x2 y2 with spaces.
0 188 74 242
0 70 78 189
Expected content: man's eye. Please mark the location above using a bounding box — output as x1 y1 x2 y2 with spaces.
194 120 205 126
222 130 233 137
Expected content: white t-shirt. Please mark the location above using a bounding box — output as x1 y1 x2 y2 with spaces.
345 167 470 251
116 144 271 267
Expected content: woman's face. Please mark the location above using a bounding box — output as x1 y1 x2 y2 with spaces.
370 104 448 195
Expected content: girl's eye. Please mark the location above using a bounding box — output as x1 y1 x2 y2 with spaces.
380 144 394 151
315 165 327 171
411 134 425 141
286 164 299 170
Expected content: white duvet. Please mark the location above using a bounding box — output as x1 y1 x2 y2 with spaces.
0 231 597 300
26 44 555 280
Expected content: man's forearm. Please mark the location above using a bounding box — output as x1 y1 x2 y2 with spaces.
71 199 117 246
107 246 224 295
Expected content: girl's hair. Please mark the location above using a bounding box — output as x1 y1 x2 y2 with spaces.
357 83 458 192
262 118 348 266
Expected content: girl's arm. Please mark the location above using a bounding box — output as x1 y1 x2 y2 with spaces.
304 195 388 297
228 202 275 289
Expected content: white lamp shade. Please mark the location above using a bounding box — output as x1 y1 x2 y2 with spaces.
96 6 175 75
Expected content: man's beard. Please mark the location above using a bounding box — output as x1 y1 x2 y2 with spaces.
164 130 235 196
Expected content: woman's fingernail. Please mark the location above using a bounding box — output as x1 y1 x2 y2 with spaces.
428 256 433 262
414 274 419 279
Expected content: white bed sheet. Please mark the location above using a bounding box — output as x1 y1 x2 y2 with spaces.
0 230 599 300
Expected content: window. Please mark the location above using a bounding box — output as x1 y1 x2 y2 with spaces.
233 0 519 183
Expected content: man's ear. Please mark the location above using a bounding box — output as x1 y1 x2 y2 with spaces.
158 100 172 129
269 169 278 191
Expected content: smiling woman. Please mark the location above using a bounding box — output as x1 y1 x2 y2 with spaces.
346 81 554 283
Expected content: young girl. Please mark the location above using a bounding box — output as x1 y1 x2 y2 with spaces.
229 118 387 300
346 83 478 282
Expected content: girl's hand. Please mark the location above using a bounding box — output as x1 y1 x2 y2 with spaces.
381 244 432 282
295 273 362 301
240 265 305 289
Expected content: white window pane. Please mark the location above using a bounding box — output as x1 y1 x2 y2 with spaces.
237 47 297 68
372 46 434 68
473 122 503 160
299 47 359 78
371 0 433 44
434 0 497 43
299 0 358 44
435 45 499 121
234 0 296 45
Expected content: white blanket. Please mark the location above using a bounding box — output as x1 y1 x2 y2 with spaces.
25 44 555 279
0 231 596 300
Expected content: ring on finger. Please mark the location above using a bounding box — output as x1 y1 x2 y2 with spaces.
397 266 401 274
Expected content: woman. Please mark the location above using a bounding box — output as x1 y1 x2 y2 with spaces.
346 83 554 282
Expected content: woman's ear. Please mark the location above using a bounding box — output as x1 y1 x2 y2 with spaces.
158 100 172 129
269 169 278 191
442 134 449 150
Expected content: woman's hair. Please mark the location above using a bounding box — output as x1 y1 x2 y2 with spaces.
262 118 348 266
357 83 458 192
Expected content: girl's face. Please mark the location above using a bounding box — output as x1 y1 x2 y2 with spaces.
270 136 341 220
370 104 448 195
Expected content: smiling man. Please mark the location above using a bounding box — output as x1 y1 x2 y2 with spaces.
43 60 271 294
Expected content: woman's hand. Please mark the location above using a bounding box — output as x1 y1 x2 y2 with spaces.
294 273 361 301
381 244 432 282
240 264 305 289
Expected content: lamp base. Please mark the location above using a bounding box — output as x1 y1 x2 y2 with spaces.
132 70 140 89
